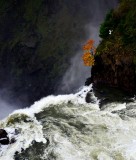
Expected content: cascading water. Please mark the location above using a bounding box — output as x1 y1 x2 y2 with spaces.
2 1 136 160
0 0 117 119
59 0 118 94
0 85 136 160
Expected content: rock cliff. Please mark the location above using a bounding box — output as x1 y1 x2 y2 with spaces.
91 0 136 94
0 0 93 105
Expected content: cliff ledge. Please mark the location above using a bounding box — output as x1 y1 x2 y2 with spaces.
91 0 136 94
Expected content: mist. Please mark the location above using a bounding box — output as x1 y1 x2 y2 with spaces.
0 89 24 120
0 98 18 120
58 0 118 94
0 0 118 119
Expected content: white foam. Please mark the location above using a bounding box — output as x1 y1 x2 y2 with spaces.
1 84 136 159
9 85 94 118
0 117 46 160
104 102 127 112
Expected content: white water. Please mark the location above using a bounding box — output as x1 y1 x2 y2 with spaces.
1 85 136 159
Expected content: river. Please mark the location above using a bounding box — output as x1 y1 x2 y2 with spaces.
0 85 136 160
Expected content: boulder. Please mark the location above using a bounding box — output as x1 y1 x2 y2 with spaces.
85 90 94 103
0 129 9 145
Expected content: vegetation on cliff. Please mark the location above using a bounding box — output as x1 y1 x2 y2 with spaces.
82 39 96 66
92 0 136 93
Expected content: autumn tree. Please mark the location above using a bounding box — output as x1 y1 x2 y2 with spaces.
82 39 96 66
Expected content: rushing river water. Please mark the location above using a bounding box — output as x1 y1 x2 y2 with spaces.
0 85 136 160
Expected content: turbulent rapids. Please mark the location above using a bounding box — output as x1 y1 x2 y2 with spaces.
0 85 136 160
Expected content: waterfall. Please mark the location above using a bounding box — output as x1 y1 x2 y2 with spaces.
59 0 118 94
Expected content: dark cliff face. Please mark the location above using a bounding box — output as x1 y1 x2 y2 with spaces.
0 0 118 106
91 0 136 94
91 54 135 93
0 0 98 105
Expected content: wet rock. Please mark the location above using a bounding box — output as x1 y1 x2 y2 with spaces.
10 138 16 144
0 129 9 145
85 77 92 86
85 91 93 103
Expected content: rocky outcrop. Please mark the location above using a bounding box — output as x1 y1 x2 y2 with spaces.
0 129 17 145
91 0 136 94
0 129 9 145
91 54 135 93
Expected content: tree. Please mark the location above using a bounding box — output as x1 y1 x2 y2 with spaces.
82 39 96 66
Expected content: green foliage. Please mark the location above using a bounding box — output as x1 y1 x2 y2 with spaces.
121 9 136 44
99 10 115 39
100 0 136 42
98 0 136 59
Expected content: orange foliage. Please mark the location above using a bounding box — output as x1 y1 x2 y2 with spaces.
82 52 95 66
82 39 96 66
83 44 92 50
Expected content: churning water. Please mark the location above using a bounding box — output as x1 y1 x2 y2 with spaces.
0 85 136 160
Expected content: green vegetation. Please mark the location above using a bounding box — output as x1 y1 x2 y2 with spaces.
93 0 136 93
97 0 136 57
99 10 115 39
